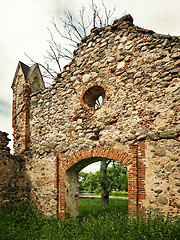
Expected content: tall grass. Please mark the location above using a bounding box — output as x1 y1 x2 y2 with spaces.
0 200 179 240
79 197 128 217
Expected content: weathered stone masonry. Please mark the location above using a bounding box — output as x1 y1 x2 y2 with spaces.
1 14 179 219
0 131 31 207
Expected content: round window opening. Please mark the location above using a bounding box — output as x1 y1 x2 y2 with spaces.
83 86 105 108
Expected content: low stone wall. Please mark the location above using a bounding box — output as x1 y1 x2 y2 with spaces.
0 131 31 207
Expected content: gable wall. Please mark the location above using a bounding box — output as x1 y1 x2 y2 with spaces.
12 15 180 217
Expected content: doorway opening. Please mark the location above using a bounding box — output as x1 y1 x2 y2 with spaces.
78 160 128 217
55 145 145 220
65 157 129 218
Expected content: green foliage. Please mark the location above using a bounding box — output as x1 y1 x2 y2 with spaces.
79 171 101 193
79 163 128 193
79 171 88 191
107 163 128 192
0 201 179 240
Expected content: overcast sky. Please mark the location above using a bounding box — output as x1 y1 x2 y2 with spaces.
0 0 179 171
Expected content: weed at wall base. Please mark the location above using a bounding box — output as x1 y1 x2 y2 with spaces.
0 200 179 240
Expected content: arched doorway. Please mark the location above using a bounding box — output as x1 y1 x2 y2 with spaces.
54 145 146 220
70 158 128 217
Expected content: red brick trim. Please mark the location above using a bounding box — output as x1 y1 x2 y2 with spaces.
12 83 31 154
54 144 146 220
137 142 146 211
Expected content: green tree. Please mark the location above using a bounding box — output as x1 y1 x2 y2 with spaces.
79 171 88 191
82 172 100 193
107 163 128 192
79 162 128 194
100 161 110 205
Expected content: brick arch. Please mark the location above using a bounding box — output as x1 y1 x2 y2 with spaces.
54 145 145 220
64 147 132 171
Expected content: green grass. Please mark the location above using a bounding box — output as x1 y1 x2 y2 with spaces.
79 197 128 217
110 191 128 198
0 200 179 240
80 190 128 198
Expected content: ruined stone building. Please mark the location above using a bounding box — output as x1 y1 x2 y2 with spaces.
0 15 180 219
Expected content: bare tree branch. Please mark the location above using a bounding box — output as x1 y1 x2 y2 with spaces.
26 1 116 80
52 17 79 45
75 7 88 37
102 0 116 26
90 0 101 27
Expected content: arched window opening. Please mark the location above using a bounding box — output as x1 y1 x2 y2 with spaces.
83 86 105 108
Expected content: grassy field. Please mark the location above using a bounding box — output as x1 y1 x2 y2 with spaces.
110 191 128 198
80 191 128 198
0 199 179 240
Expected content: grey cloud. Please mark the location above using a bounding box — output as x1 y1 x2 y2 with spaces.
0 98 11 117
51 0 77 17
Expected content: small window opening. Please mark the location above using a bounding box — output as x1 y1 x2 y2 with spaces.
83 86 105 108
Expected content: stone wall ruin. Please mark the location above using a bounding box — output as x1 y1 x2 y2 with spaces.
1 14 179 219
0 131 31 207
